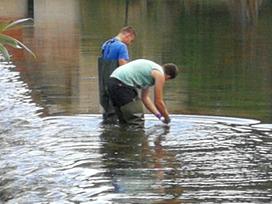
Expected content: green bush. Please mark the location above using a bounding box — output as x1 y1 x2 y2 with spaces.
0 18 36 61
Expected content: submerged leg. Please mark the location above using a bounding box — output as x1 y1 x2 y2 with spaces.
120 99 144 125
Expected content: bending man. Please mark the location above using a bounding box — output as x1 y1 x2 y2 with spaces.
108 59 178 124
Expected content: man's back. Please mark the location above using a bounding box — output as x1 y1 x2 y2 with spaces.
111 59 164 89
101 38 129 61
98 26 136 121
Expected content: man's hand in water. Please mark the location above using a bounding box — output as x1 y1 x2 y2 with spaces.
156 113 171 124
161 116 171 124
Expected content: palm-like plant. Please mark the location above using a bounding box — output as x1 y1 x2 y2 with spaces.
0 18 36 61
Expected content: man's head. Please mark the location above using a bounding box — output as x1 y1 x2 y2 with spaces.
119 26 136 45
163 63 179 80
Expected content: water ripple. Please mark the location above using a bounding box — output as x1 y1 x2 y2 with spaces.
0 63 272 203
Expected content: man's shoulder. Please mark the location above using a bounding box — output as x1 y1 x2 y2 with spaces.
132 59 154 64
106 40 126 51
102 38 124 47
134 59 161 68
115 40 127 47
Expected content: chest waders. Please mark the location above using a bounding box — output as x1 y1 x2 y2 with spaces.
107 77 144 125
120 98 144 125
98 57 118 120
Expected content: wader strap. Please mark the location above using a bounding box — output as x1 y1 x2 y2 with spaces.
98 57 118 119
101 38 117 57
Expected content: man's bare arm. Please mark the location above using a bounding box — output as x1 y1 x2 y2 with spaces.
141 88 159 115
151 70 170 121
118 59 128 66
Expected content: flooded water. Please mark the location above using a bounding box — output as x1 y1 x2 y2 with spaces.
6 0 272 121
1 0 272 203
1 61 272 203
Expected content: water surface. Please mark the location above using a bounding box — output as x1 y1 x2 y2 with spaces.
1 1 272 203
1 62 272 203
5 0 272 121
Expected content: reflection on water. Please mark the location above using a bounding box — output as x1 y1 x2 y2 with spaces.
1 62 272 203
1 0 272 203
2 0 270 122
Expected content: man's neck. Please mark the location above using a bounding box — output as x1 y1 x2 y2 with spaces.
115 34 123 42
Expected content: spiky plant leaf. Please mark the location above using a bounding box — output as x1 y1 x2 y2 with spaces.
2 18 33 31
0 43 10 61
15 39 36 59
0 18 36 61
0 23 7 32
0 34 21 48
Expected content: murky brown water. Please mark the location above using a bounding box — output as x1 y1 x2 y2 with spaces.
1 61 272 203
1 0 272 203
4 0 271 121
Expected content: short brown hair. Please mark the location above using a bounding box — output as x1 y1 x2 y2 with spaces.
163 63 178 79
120 26 136 37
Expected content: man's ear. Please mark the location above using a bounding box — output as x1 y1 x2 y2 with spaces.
165 74 171 80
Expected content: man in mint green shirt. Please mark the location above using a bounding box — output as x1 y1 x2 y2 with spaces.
108 59 178 124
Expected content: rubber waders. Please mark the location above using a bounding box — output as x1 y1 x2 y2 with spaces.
120 98 144 125
98 57 118 120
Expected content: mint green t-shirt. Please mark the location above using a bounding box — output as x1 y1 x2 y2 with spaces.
110 59 164 89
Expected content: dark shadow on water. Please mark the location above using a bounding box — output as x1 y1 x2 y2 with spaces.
99 122 184 202
2 112 272 203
